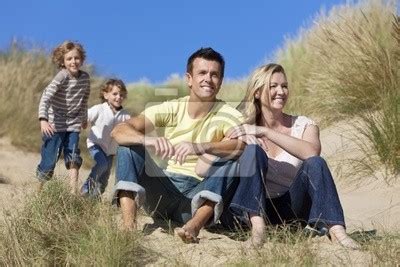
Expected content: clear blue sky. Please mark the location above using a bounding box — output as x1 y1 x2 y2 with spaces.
1 0 345 83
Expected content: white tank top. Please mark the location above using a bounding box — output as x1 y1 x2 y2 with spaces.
264 115 316 198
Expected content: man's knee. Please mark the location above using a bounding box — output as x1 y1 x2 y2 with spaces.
116 145 132 158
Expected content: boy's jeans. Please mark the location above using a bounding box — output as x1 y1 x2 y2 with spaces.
81 145 113 196
36 131 82 181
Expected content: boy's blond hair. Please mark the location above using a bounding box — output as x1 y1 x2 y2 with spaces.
51 41 86 69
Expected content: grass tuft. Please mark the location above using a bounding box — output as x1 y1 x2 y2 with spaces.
0 179 156 265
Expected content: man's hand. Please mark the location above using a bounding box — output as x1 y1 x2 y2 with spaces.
40 120 55 137
144 136 175 160
238 135 269 151
173 142 205 165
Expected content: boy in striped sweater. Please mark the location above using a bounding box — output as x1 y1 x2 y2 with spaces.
36 41 90 194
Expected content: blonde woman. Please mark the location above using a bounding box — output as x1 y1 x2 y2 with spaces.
226 63 360 249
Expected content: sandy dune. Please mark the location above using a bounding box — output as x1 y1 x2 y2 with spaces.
0 122 399 264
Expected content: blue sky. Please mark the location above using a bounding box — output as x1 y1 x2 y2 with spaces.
1 0 345 83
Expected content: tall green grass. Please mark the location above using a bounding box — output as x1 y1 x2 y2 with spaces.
0 180 155 265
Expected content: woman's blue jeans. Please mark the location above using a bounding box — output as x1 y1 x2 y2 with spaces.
225 145 345 229
112 145 239 225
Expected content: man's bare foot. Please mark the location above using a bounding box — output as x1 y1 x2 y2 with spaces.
121 220 138 232
329 225 361 250
174 225 199 243
175 200 214 244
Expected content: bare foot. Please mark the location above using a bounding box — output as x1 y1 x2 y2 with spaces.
244 225 265 248
244 214 265 249
174 225 199 243
37 181 44 193
329 225 361 250
121 220 138 232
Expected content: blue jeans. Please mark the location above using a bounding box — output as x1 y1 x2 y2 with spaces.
224 145 345 229
112 145 239 224
81 145 114 196
36 131 82 181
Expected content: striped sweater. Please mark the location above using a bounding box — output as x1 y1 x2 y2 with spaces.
38 69 90 132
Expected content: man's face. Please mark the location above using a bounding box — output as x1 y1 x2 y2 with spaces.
186 58 223 102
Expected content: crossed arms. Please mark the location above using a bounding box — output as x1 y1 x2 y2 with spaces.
111 114 245 165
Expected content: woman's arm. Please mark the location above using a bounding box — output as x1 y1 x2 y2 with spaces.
263 124 321 160
228 124 321 160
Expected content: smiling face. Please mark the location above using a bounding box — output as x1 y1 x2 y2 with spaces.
104 85 126 111
186 58 223 102
63 48 82 76
258 71 289 111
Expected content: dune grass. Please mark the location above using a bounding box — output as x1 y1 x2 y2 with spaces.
2 1 398 178
276 0 400 179
0 1 399 264
229 226 400 266
0 180 156 266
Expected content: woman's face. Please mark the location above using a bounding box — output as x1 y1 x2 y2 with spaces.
260 72 288 111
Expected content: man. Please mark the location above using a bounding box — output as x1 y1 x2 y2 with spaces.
111 47 244 243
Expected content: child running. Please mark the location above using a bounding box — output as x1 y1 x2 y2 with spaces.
36 41 90 194
81 79 130 198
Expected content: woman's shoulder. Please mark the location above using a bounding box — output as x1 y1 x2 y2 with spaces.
291 115 317 126
290 115 317 137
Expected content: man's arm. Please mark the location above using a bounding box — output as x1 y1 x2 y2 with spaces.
174 139 245 166
201 139 245 158
111 114 153 146
111 114 175 159
194 139 245 177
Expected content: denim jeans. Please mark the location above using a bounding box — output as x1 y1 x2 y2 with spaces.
81 145 114 196
112 145 239 224
225 145 345 229
36 131 82 181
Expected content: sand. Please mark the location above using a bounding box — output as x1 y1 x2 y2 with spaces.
0 122 399 265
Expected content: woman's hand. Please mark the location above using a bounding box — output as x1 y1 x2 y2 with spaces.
228 124 266 139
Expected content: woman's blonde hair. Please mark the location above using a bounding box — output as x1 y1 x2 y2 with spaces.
99 79 128 102
238 63 287 124
51 41 86 69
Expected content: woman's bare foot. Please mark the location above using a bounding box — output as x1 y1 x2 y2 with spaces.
174 224 199 243
243 214 265 249
329 225 361 250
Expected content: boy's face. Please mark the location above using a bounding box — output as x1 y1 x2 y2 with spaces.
63 48 82 76
104 86 126 110
186 58 223 102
